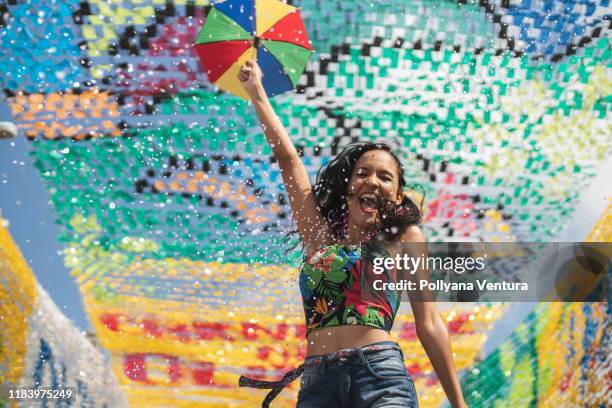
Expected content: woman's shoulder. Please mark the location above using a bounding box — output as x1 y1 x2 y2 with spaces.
396 225 426 243
385 225 427 258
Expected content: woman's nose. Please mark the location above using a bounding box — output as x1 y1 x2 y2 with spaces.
364 175 381 188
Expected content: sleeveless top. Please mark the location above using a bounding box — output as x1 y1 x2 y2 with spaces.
298 242 402 336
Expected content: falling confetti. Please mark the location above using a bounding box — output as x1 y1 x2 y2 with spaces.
0 0 610 407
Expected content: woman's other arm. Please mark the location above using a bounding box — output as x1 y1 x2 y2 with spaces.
400 226 468 408
237 60 333 252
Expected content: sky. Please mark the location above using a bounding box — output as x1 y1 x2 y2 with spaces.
0 103 90 330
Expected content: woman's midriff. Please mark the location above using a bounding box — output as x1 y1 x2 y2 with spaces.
305 325 392 356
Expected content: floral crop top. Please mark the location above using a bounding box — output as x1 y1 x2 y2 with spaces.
299 243 402 336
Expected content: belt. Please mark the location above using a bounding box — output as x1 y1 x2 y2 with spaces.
238 342 402 408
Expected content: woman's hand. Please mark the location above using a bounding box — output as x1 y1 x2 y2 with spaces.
237 59 265 100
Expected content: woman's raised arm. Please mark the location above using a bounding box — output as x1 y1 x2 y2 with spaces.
237 60 333 252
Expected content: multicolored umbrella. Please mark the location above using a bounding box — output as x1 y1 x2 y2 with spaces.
194 0 314 100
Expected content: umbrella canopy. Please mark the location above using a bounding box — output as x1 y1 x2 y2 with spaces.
194 0 314 100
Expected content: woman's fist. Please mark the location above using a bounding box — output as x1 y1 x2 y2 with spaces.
237 59 264 99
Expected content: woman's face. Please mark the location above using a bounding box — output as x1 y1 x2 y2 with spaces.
346 149 402 231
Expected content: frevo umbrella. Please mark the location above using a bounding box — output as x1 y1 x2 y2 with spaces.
194 0 314 100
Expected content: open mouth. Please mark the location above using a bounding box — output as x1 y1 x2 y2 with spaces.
358 193 378 214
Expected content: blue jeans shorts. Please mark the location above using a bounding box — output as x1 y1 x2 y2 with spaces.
296 341 419 408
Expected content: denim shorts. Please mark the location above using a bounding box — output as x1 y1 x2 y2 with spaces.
296 341 419 408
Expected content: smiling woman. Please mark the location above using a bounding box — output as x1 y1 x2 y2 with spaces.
235 59 469 408
311 142 423 245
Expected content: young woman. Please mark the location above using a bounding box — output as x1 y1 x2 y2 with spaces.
236 60 467 408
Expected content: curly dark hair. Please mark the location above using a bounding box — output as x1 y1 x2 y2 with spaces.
286 141 424 252
314 141 423 240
